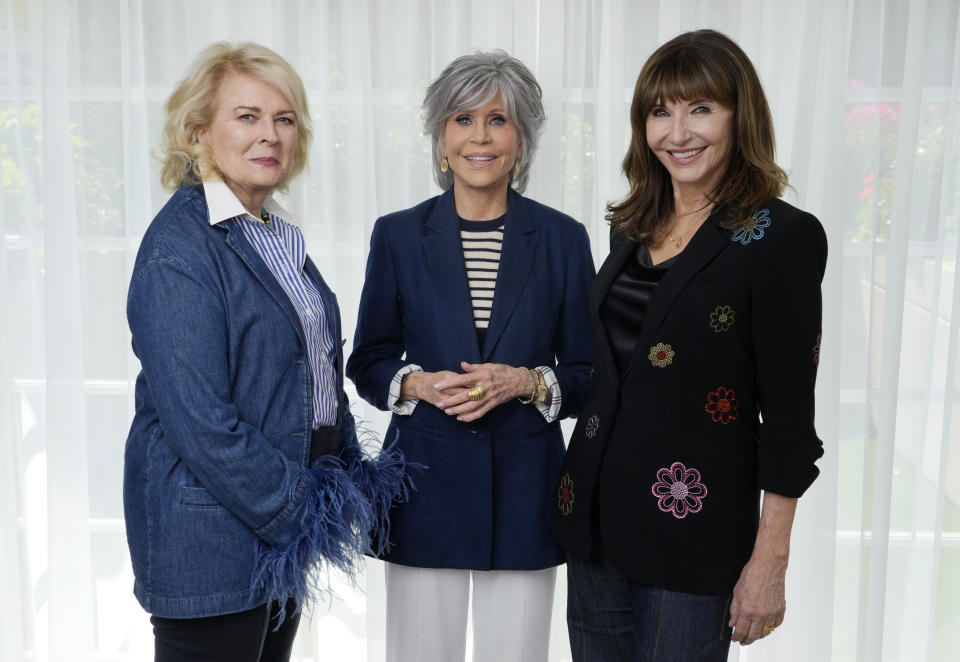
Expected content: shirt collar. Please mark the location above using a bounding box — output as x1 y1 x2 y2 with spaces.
202 179 295 226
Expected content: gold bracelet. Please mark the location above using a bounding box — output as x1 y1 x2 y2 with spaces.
516 368 538 404
533 368 549 404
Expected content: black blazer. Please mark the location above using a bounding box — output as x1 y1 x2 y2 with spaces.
552 198 827 595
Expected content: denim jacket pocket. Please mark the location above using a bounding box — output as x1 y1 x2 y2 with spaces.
179 485 226 509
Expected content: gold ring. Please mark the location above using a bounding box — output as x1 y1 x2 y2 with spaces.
761 625 776 636
468 385 486 401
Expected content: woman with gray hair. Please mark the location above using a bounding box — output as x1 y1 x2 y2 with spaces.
348 50 595 661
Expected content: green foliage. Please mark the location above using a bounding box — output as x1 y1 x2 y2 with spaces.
0 104 42 234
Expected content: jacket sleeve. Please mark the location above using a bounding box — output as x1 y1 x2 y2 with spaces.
346 218 412 410
550 222 596 419
128 255 320 548
751 210 828 497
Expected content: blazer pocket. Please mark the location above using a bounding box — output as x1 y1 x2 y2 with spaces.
179 485 225 509
391 421 446 438
690 268 734 283
653 412 757 455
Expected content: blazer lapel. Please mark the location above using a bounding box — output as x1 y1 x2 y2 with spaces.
589 231 636 386
621 210 733 380
222 221 308 350
421 190 483 363
480 189 538 359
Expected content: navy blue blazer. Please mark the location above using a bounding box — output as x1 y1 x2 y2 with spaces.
347 188 595 570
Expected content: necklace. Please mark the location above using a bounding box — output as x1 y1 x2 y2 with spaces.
663 204 712 250
259 207 274 229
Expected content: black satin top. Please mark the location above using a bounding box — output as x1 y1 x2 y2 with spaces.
600 243 679 376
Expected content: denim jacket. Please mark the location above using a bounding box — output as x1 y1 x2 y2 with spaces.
124 182 410 619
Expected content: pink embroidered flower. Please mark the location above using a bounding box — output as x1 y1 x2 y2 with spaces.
812 332 822 366
557 473 575 516
704 386 739 424
651 461 708 519
648 342 675 368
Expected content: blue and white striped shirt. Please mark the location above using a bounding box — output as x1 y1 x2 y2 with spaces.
203 180 338 427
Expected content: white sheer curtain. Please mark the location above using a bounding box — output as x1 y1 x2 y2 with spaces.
1 0 958 660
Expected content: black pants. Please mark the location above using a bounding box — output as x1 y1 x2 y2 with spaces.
151 600 300 662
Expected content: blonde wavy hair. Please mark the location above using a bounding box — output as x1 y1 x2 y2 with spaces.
159 42 312 192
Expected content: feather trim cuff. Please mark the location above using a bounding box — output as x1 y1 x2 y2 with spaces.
250 430 418 625
343 425 420 558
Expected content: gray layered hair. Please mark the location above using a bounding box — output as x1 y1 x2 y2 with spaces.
423 50 545 193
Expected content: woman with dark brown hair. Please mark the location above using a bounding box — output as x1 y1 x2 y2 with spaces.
552 29 827 661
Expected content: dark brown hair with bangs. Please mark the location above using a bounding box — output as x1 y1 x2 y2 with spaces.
608 29 788 241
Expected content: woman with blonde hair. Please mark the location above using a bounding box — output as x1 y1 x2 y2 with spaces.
124 42 411 662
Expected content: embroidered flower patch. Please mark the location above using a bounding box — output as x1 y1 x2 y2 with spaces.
731 208 771 246
651 461 708 519
709 305 736 332
557 473 575 516
584 415 600 439
648 342 675 368
704 386 739 424
813 332 822 367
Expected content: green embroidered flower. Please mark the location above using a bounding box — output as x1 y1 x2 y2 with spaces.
709 305 736 332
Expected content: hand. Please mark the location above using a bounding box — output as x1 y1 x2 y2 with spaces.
433 361 529 422
399 370 465 409
728 554 787 645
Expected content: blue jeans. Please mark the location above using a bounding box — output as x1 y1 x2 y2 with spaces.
567 555 732 661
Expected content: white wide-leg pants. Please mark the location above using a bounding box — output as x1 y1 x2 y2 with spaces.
385 563 556 662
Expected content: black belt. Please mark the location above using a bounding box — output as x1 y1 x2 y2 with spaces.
310 425 341 462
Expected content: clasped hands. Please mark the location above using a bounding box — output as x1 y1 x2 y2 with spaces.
402 361 530 423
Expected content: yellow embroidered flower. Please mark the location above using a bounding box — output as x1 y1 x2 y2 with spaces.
648 342 675 368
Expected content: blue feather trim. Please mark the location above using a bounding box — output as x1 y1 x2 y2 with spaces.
344 423 422 558
250 424 420 626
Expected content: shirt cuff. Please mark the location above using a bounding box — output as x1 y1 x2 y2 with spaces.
387 364 423 415
534 366 561 423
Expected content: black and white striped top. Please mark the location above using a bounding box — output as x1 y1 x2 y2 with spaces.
387 211 562 422
459 215 505 339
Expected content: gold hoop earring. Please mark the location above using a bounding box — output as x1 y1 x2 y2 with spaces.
440 157 449 173
514 160 521 175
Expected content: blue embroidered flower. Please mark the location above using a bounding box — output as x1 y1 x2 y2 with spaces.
731 208 771 245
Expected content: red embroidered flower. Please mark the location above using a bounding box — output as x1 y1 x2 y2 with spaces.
813 332 822 366
651 461 708 519
704 386 739 424
557 473 575 516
